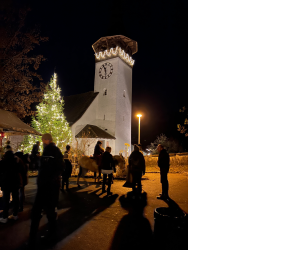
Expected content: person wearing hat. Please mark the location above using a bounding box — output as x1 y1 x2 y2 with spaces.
29 133 65 247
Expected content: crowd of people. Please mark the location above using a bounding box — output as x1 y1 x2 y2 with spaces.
0 133 170 248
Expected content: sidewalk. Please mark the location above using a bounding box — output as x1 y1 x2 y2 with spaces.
0 172 188 250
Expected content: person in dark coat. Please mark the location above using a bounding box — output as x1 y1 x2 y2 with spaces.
15 151 29 212
0 147 24 223
129 144 146 196
94 141 104 179
156 144 170 200
61 145 72 190
31 141 40 156
101 146 116 195
31 141 40 170
29 133 65 247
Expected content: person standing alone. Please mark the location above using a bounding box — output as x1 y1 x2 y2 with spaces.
156 144 170 200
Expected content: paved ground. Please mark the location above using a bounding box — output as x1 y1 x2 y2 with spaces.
0 172 188 250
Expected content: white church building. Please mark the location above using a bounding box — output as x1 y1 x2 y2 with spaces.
63 35 138 157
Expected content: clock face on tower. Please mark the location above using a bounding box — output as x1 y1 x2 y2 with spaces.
99 62 113 79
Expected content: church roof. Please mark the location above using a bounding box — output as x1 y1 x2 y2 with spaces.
63 92 99 125
75 124 116 139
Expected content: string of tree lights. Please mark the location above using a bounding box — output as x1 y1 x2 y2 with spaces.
19 73 72 153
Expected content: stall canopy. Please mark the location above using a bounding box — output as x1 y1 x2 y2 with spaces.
0 109 41 136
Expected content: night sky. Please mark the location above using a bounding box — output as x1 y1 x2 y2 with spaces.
21 0 188 150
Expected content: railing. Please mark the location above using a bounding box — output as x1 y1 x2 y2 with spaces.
144 153 188 173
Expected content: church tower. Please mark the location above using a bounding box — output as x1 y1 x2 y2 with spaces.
92 35 138 155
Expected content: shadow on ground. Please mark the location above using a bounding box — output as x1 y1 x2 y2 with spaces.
14 185 119 250
109 192 188 250
110 192 154 250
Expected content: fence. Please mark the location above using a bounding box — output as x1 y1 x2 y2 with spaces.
28 152 188 177
144 152 188 174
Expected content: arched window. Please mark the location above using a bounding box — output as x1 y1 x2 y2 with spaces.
123 90 126 97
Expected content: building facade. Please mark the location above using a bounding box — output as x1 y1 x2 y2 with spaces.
64 35 138 156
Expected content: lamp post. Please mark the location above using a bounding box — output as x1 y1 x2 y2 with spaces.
137 114 142 145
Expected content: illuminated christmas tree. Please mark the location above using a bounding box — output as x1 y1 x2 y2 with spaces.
19 73 72 153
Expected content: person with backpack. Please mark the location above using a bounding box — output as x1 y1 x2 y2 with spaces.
0 146 24 223
129 144 146 196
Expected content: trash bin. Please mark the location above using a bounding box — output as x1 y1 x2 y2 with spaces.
154 207 188 250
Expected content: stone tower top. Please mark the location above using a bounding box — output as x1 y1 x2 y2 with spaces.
92 35 138 56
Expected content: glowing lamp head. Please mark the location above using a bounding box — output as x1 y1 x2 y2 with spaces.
137 114 142 118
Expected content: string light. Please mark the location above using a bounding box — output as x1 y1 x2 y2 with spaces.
95 46 135 67
18 73 72 153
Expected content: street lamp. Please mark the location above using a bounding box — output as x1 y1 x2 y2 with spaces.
137 114 142 144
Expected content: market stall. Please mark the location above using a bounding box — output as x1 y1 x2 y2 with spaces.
0 109 41 148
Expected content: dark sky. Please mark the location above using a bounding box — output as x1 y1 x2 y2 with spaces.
23 0 188 149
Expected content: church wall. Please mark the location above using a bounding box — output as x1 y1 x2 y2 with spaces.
93 56 132 156
107 139 116 155
71 95 98 137
70 89 118 155
115 59 132 155
94 57 119 138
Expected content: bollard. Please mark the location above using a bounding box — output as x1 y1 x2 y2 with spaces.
154 207 188 250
